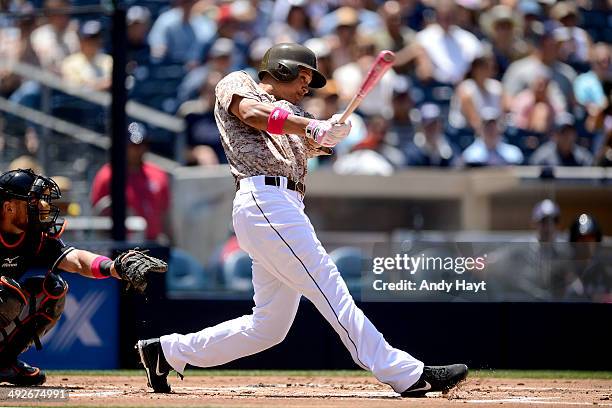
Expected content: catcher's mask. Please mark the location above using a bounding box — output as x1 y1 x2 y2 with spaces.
0 168 63 235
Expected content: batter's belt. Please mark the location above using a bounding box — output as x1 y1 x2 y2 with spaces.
235 176 306 196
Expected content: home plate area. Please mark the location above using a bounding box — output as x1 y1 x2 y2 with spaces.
3 375 612 407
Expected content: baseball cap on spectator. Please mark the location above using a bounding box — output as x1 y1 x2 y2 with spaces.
550 1 578 21
79 20 102 38
392 76 410 96
249 38 274 62
419 103 441 124
336 6 360 28
209 38 235 59
127 6 151 25
127 122 148 144
518 0 542 18
229 0 256 23
554 112 575 130
304 38 331 59
480 5 522 37
553 26 572 42
455 0 482 11
532 199 560 223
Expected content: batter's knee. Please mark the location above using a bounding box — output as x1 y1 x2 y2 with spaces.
251 310 297 346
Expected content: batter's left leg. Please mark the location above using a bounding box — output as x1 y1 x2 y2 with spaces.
238 190 423 393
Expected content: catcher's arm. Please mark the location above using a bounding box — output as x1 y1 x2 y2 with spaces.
59 249 121 279
58 248 167 293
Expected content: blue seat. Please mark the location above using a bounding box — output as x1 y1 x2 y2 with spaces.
222 251 253 292
330 247 364 293
166 248 208 292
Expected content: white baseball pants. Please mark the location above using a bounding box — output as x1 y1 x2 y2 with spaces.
160 176 423 393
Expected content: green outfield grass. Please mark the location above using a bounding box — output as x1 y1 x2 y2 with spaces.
47 369 612 379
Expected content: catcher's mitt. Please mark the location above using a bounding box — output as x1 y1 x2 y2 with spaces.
113 249 168 293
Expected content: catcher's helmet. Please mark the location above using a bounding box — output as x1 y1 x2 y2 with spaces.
569 213 602 242
0 168 62 234
258 43 327 88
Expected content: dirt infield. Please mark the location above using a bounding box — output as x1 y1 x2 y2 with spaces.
2 374 612 407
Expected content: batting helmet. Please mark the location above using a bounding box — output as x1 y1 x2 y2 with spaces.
258 43 327 89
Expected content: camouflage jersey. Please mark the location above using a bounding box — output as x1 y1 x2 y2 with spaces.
214 71 331 184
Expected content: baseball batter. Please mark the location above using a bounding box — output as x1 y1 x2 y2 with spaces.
137 43 467 397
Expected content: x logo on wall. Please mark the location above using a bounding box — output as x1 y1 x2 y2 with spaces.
45 291 107 352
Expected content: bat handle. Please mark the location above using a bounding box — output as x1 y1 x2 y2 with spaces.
337 95 361 124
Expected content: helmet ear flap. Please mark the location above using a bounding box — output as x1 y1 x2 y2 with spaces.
274 62 299 82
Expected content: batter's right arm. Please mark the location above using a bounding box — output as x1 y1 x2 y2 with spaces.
229 96 351 147
229 95 310 137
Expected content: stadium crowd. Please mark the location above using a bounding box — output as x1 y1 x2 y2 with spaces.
0 0 610 172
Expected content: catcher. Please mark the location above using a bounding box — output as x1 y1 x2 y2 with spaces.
0 168 167 385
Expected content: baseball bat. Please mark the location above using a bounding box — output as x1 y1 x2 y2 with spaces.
337 50 396 123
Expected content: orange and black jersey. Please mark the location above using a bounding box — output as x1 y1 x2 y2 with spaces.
0 230 74 281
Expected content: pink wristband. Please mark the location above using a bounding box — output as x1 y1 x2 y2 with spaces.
267 107 290 134
91 256 112 279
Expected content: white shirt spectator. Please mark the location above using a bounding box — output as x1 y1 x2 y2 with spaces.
416 24 482 84
333 60 397 118
31 22 79 72
449 78 503 129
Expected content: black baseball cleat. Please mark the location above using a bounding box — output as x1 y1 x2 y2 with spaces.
136 338 172 393
0 359 46 386
401 364 468 397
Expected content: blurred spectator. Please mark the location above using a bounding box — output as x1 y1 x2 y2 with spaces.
454 0 483 37
316 2 382 37
199 3 251 69
405 103 456 167
479 5 528 78
268 0 313 43
126 5 152 69
549 1 591 67
333 34 397 118
574 43 610 131
388 76 415 146
0 2 39 97
566 213 611 301
326 6 361 70
517 0 542 32
7 154 43 174
532 199 561 243
529 113 593 166
177 70 225 166
177 37 235 105
373 1 415 53
304 37 333 79
448 48 505 134
30 0 79 73
503 21 576 111
414 0 482 84
91 123 170 242
244 37 274 80
462 108 523 166
595 123 612 167
147 0 216 67
61 20 112 90
509 67 564 133
333 115 404 175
